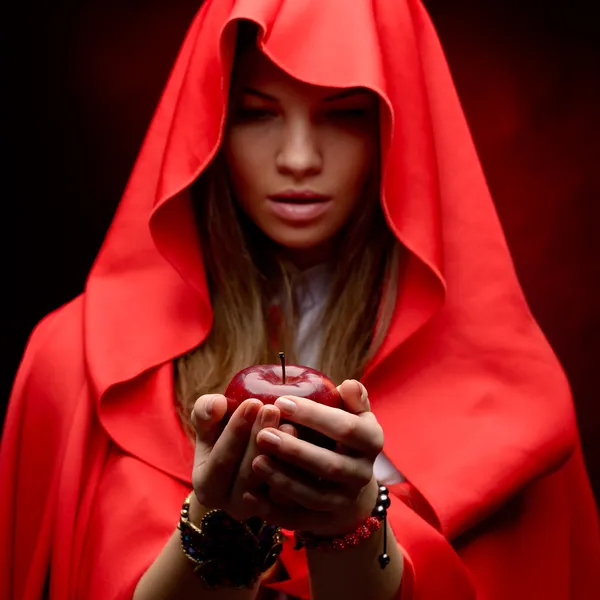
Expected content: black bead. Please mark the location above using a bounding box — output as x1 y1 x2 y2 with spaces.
378 484 389 495
378 553 391 569
372 504 387 519
377 493 391 509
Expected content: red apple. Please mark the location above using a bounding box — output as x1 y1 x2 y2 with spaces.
224 357 342 449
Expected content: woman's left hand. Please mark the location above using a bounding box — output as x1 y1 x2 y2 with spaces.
242 379 384 537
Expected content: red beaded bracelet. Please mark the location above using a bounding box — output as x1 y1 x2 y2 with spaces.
294 515 381 551
293 484 391 569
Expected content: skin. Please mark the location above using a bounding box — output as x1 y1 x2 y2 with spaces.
223 47 379 269
135 383 403 600
134 48 403 600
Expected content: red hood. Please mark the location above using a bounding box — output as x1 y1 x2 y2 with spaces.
84 0 575 541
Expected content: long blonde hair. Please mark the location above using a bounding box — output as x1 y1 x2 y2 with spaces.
174 23 402 429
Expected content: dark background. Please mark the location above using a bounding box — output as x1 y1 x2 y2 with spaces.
3 1 599 503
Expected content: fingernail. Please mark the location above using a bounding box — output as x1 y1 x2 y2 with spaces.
258 430 281 447
261 405 279 427
244 400 260 421
204 397 214 418
243 491 259 506
254 457 274 475
275 397 297 416
279 423 298 438
359 382 368 403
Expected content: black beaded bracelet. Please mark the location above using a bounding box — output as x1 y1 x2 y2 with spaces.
294 484 392 569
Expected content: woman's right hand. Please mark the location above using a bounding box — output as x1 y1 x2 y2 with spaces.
189 394 284 522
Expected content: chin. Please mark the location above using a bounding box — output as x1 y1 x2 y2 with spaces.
271 234 334 253
278 238 329 250
272 238 337 269
264 225 335 250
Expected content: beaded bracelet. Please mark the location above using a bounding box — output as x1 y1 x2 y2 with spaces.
294 484 392 569
178 492 283 588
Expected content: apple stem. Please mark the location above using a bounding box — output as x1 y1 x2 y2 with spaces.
279 352 286 384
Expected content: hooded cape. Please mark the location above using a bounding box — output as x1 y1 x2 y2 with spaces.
1 0 599 598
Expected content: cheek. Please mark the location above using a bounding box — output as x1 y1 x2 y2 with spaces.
328 134 377 192
223 131 270 194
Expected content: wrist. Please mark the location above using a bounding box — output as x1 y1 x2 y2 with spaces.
305 518 385 562
343 477 380 534
178 492 284 589
294 482 392 570
305 477 381 539
187 490 209 525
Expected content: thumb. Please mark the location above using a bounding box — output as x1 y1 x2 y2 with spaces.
191 394 228 450
337 379 370 415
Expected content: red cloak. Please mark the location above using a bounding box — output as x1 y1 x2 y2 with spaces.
2 0 599 598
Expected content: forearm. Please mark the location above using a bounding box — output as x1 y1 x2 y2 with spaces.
306 521 403 600
133 495 260 600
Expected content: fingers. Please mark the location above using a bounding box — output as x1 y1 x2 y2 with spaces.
271 395 384 458
192 398 262 508
244 404 281 484
255 427 373 487
242 487 362 534
267 485 301 507
279 423 298 437
244 474 380 535
252 456 354 511
191 394 229 447
263 420 300 508
229 404 281 516
242 491 324 532
337 379 370 415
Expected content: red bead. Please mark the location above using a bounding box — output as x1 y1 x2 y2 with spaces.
357 525 370 539
299 508 389 554
332 538 345 551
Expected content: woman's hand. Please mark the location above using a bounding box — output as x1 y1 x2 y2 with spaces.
242 380 384 536
190 394 280 521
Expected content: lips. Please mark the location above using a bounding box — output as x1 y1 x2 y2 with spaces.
266 190 333 223
268 190 331 204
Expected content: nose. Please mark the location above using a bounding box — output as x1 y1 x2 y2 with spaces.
275 117 323 180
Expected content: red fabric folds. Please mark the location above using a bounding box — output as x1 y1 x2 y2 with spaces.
2 1 599 598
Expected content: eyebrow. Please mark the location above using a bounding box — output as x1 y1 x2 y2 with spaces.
239 86 370 102
240 87 278 101
323 89 371 102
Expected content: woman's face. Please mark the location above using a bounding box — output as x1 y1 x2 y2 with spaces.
223 47 379 267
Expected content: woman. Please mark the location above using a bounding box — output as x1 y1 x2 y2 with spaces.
1 0 599 599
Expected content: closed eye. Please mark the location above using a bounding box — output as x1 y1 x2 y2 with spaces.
327 107 369 118
234 107 278 121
